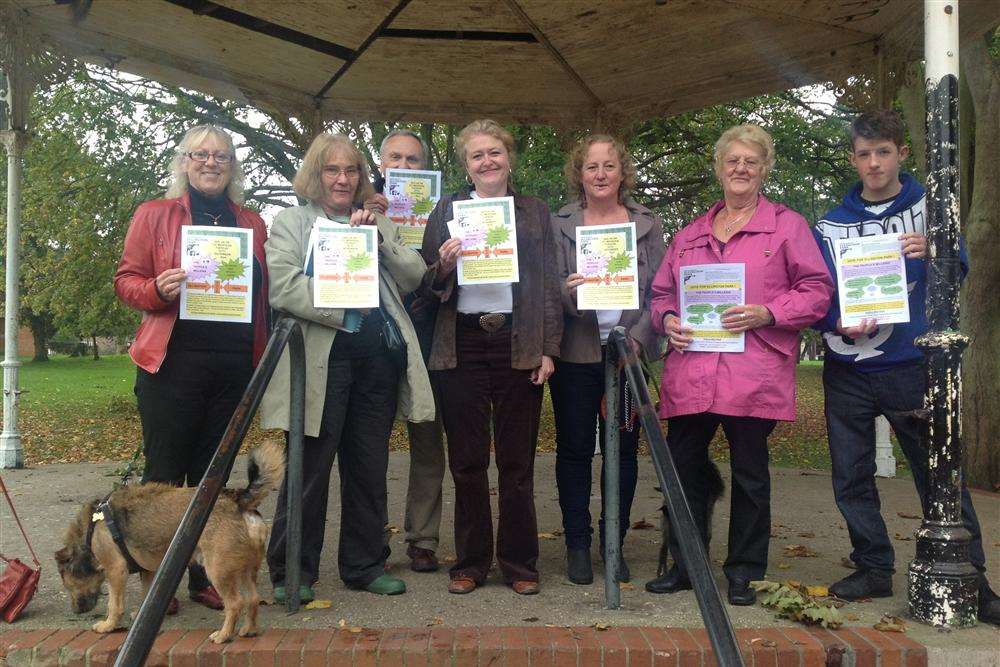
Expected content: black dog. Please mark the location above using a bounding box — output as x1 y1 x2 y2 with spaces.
646 460 725 592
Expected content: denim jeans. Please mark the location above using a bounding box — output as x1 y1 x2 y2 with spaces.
549 353 639 551
823 359 986 572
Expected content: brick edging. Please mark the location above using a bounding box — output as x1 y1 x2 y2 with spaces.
0 625 927 666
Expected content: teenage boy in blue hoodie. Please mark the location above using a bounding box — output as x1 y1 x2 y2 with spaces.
813 110 998 624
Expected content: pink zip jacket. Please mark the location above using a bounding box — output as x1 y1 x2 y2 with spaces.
650 196 833 421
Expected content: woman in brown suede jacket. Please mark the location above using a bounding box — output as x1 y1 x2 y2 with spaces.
421 119 562 596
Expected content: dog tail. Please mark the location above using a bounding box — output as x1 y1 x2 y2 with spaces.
239 440 285 512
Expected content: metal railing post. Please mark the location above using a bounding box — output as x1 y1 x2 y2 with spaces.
285 328 306 613
603 347 621 610
115 318 305 667
609 327 743 666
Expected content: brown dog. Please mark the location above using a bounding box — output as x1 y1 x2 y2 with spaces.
55 441 284 643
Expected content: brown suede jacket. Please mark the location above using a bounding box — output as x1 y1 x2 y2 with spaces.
420 189 562 371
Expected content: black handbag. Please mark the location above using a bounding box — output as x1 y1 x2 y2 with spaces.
378 306 408 369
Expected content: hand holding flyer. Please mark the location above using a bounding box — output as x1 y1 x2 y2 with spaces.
678 263 745 352
575 222 639 310
385 168 441 249
834 233 909 327
446 196 519 285
312 220 380 309
179 227 253 323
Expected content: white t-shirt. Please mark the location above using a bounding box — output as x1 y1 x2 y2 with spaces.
456 191 514 314
597 309 623 343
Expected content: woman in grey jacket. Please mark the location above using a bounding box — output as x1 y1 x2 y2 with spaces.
260 133 434 603
551 135 666 585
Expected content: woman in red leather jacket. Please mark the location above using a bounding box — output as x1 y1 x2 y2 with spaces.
113 124 269 612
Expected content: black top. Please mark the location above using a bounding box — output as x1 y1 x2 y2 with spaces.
329 308 386 359
167 186 262 356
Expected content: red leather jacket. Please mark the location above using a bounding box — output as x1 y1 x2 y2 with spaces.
114 192 269 373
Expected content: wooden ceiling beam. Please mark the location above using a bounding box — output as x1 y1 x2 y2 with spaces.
159 0 355 60
313 0 413 101
504 0 602 109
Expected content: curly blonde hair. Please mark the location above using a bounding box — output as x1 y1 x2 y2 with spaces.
165 125 245 204
563 134 636 206
455 119 517 172
293 133 375 207
713 124 776 180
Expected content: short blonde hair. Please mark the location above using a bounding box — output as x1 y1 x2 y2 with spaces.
564 134 636 206
455 119 517 172
166 125 245 204
713 124 776 180
293 133 375 207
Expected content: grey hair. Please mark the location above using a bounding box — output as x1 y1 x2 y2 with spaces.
165 125 246 204
379 129 429 167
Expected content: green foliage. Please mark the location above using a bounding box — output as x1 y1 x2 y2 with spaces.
345 253 373 272
606 252 631 274
751 580 844 628
485 226 510 247
215 258 246 283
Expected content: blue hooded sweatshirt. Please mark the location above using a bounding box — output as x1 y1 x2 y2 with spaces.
812 173 967 373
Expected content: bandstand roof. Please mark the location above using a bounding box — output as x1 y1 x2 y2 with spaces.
7 0 1000 125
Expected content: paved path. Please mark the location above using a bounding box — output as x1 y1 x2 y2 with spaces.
1 452 997 663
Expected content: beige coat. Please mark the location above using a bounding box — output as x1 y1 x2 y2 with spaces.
260 203 435 437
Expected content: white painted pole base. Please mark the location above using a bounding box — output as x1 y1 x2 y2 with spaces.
874 415 896 478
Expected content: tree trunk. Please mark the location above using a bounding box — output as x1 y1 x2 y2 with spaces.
959 33 1000 491
91 334 99 360
897 61 927 181
30 326 48 362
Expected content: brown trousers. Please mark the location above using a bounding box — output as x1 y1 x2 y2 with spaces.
434 319 542 584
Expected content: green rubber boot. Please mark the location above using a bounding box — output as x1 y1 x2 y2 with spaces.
273 584 315 604
365 574 406 596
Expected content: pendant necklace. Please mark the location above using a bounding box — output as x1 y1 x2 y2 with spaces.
202 212 223 226
721 205 755 235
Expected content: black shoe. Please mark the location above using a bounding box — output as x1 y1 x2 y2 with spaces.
566 548 593 585
978 574 1000 626
727 579 756 606
645 566 691 594
829 568 893 600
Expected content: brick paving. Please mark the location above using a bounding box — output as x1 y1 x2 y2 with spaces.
0 626 928 666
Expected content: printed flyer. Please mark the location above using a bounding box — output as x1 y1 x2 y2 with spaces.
179 226 253 323
385 168 441 248
678 263 745 353
447 196 519 285
575 222 639 310
312 220 380 309
834 233 910 327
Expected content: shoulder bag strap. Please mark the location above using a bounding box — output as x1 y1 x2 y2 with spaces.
0 474 40 568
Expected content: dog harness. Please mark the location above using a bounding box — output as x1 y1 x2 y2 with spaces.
87 498 143 574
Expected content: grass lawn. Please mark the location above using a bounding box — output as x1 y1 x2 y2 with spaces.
17 354 910 475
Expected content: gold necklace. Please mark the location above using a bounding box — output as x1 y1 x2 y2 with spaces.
201 212 224 226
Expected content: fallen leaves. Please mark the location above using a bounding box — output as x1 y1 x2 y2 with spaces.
338 618 363 633
893 532 913 541
896 511 921 520
619 582 635 591
304 599 332 610
631 518 656 530
751 580 844 629
873 615 906 633
783 544 818 558
593 622 611 631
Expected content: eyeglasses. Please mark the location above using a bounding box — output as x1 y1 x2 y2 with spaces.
723 156 762 171
322 166 361 179
187 150 233 164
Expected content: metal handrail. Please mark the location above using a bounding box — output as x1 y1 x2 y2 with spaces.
115 317 306 667
605 327 744 666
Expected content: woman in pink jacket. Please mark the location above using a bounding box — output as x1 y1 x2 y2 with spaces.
648 124 833 606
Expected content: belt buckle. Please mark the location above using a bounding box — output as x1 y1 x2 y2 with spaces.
479 313 506 333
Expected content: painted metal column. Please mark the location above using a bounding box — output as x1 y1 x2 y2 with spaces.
908 0 978 628
874 416 896 478
0 62 28 469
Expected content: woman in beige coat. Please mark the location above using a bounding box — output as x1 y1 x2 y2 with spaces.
261 133 434 603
